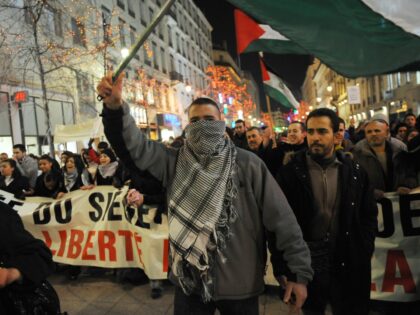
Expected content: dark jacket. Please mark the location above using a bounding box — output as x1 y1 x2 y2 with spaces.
394 139 420 189
102 103 313 300
0 202 54 313
0 176 30 200
95 162 126 188
233 133 249 150
276 151 378 314
262 141 307 177
33 171 64 198
353 138 406 192
60 169 92 193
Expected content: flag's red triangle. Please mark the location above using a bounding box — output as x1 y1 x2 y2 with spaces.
259 58 270 82
234 9 265 54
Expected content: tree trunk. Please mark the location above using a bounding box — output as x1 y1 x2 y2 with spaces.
32 5 55 157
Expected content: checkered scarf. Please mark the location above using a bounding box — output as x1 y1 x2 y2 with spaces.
168 120 237 301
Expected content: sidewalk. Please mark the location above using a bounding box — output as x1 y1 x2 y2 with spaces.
50 273 292 315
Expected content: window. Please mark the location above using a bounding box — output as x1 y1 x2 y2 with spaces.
130 26 136 45
161 48 166 73
77 72 95 117
71 18 86 47
130 26 139 60
119 18 126 48
140 3 147 26
170 54 174 72
417 71 420 84
127 0 135 17
102 6 112 43
178 60 182 75
43 5 62 37
0 92 11 137
143 47 151 66
168 25 173 47
149 8 154 24
117 0 125 10
176 33 181 53
406 72 411 83
159 23 164 40
397 72 401 86
152 42 159 70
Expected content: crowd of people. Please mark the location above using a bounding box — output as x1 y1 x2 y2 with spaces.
0 72 419 314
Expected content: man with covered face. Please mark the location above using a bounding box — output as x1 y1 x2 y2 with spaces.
97 73 312 315
276 108 377 315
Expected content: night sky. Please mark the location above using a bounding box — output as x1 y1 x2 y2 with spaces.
194 0 314 112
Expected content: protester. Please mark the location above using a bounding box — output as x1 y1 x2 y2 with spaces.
353 113 406 199
57 154 93 198
60 150 73 168
395 122 408 142
124 168 166 299
33 155 64 198
0 159 30 200
0 152 8 162
334 118 354 152
233 119 249 149
404 113 416 129
406 128 418 143
12 144 39 189
98 73 313 315
95 148 125 188
246 126 264 155
0 202 57 314
276 108 377 315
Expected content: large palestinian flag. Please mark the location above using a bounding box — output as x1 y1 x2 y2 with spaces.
230 0 420 78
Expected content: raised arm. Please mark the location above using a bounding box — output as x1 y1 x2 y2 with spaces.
98 73 173 186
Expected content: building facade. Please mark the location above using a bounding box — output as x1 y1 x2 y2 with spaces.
0 0 213 155
302 58 420 126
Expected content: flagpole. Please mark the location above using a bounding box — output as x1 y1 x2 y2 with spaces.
112 0 175 82
265 94 275 130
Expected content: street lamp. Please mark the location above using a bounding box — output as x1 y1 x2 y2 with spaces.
316 97 322 103
185 84 192 93
121 48 129 59
326 86 333 92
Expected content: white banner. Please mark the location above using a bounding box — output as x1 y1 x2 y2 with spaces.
0 187 168 280
347 85 361 104
2 189 420 300
371 192 420 302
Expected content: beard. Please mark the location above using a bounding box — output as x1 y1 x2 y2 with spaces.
308 143 334 159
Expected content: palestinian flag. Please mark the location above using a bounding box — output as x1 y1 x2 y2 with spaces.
260 59 299 109
234 10 306 55
229 0 420 78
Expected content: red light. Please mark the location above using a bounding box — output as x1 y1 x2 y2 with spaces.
13 91 28 103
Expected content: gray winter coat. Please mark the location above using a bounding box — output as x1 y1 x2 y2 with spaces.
102 103 313 300
353 137 406 191
17 155 39 188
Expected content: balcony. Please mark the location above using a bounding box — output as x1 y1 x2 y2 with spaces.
169 71 183 83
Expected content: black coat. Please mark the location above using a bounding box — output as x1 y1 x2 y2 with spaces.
95 163 126 188
233 133 249 150
0 202 54 312
0 176 30 199
276 151 378 314
34 171 64 198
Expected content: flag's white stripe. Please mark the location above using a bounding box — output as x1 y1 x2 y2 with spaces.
362 0 420 37
260 24 291 41
266 71 299 108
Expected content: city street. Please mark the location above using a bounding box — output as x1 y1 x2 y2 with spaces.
50 272 293 315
